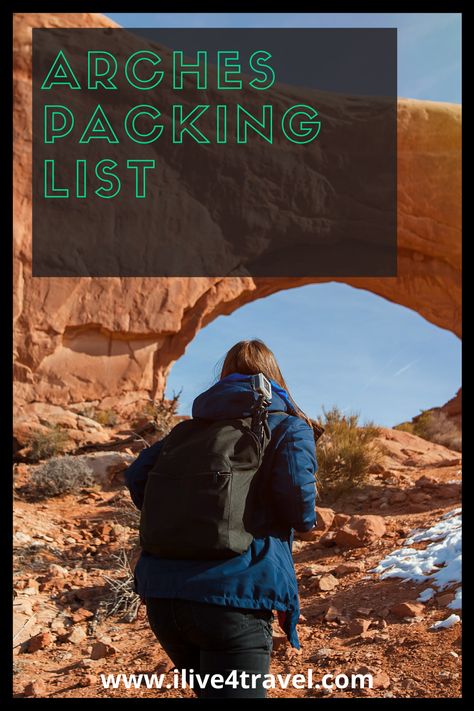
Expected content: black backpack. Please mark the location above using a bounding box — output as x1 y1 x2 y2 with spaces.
139 374 276 560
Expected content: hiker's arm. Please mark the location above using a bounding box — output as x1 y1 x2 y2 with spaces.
271 419 317 532
124 439 164 510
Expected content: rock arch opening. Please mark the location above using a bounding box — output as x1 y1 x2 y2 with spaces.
164 282 461 427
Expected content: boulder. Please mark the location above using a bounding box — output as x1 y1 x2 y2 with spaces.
26 631 54 653
314 574 339 592
324 606 342 622
377 429 462 469
436 592 455 607
347 618 371 636
90 641 117 660
67 626 87 645
390 601 425 618
76 452 135 485
319 531 338 547
373 671 391 690
315 507 335 531
48 564 69 578
14 404 112 454
333 513 351 528
353 666 390 690
23 680 47 697
334 515 386 548
332 561 364 576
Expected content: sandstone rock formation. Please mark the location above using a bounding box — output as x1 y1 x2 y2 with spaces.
376 428 462 468
427 388 461 428
13 13 461 413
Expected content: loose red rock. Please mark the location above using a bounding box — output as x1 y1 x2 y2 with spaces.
27 631 53 653
334 515 386 548
390 602 425 618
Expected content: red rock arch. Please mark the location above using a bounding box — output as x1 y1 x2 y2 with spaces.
13 14 461 410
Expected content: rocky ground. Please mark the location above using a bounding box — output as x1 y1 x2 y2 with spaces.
13 426 462 699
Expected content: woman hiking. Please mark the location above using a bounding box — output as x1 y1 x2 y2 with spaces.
125 339 318 698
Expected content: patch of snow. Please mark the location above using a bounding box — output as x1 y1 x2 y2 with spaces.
449 588 462 611
418 587 436 602
441 507 461 519
430 614 460 631
371 509 461 611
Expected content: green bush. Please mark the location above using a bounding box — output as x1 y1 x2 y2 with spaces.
316 406 384 497
25 456 94 500
27 425 70 461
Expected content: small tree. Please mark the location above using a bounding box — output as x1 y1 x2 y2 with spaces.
316 406 384 497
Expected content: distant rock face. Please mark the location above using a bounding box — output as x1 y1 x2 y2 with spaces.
376 428 462 468
427 388 461 428
13 13 461 412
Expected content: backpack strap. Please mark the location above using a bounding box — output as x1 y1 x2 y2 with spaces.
265 411 298 459
268 410 291 434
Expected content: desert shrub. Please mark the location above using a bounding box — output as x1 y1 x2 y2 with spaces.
394 409 461 452
25 456 94 500
92 409 118 427
393 421 415 434
135 392 181 437
413 410 462 452
77 405 117 427
104 548 141 622
114 496 140 530
27 425 70 461
316 406 384 497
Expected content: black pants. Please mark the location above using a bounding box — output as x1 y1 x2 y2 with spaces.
146 597 273 698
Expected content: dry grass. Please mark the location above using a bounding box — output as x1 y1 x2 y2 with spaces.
103 548 141 623
26 425 70 461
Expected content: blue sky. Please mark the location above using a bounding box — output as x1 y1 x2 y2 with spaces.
106 12 461 427
106 13 461 102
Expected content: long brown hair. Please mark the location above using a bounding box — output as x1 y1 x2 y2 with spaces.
219 339 315 435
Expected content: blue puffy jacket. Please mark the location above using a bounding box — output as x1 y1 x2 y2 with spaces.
124 373 317 649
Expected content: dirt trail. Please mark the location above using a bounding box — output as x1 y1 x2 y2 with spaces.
13 431 462 699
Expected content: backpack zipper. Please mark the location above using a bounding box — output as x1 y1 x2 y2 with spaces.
213 470 231 483
151 470 231 482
